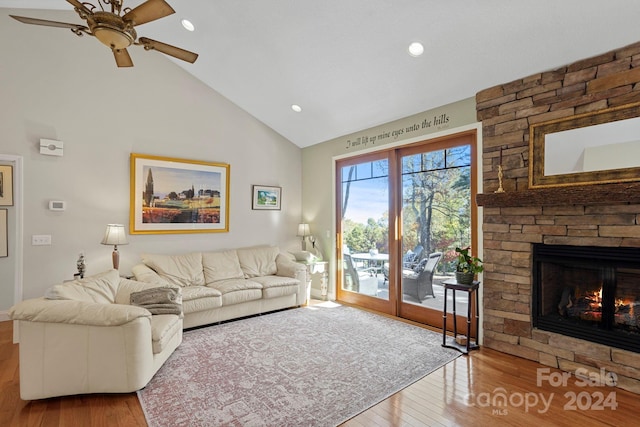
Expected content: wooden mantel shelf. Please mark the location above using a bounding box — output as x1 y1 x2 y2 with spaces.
476 182 640 208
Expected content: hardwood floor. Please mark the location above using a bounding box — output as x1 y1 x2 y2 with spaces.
1 313 637 426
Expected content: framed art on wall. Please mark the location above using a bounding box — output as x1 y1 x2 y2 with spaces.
130 153 230 234
0 209 7 257
0 165 13 206
252 185 282 210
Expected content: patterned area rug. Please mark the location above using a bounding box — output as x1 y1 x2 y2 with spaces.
137 302 460 426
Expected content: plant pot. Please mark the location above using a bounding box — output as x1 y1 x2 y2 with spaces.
455 271 475 285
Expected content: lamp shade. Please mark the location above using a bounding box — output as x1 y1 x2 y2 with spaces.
101 224 128 246
297 223 310 237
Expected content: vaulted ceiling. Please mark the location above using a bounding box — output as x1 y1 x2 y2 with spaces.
2 0 640 147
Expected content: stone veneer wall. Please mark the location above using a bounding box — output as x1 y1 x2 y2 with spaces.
476 41 640 393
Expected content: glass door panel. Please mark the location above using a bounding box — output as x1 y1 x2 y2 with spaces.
397 141 474 327
337 153 394 314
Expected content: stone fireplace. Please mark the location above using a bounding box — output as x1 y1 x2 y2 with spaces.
475 41 640 393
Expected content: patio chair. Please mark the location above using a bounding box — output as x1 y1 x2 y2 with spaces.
343 253 379 296
382 244 424 283
402 251 442 301
403 245 424 269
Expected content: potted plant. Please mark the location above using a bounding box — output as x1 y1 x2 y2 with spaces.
455 247 483 285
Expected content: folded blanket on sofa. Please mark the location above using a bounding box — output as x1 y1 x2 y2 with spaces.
130 287 182 315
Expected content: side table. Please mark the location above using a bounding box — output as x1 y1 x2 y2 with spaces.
298 260 329 302
442 279 480 354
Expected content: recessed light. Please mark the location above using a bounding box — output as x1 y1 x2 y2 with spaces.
291 104 302 113
181 19 195 32
408 41 424 57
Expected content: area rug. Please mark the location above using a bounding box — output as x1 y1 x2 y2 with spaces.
137 303 460 426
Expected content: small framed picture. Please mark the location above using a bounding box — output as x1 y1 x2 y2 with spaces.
0 165 13 206
252 185 282 210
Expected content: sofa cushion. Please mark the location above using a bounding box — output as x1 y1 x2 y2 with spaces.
44 269 120 304
202 250 244 284
180 286 222 313
142 252 205 287
236 246 279 278
250 275 300 299
208 278 263 306
150 314 182 354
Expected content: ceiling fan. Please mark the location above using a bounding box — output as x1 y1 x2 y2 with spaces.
9 0 198 67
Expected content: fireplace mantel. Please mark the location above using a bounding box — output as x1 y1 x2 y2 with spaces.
476 181 640 208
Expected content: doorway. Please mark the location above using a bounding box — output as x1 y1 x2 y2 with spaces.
335 130 478 329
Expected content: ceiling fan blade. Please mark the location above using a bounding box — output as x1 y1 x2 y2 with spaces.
138 37 198 64
10 15 88 31
113 48 134 67
66 0 93 16
122 0 175 26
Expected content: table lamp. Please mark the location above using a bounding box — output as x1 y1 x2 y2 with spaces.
101 224 128 270
297 223 310 250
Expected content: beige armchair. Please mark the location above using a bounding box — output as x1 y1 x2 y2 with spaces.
9 269 183 400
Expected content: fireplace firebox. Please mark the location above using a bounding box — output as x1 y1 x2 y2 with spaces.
532 244 640 353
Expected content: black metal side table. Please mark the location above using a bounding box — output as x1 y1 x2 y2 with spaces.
442 279 480 354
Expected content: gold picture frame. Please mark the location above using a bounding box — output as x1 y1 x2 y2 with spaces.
130 153 230 234
0 165 14 206
529 102 640 188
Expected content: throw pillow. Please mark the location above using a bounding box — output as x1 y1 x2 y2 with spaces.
130 287 182 316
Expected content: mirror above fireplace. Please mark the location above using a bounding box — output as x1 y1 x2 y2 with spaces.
529 102 640 189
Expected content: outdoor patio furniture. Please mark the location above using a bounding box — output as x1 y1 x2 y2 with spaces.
402 251 443 301
403 245 424 269
343 254 379 296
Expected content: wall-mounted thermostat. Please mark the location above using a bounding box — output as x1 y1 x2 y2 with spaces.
40 139 64 156
49 200 66 211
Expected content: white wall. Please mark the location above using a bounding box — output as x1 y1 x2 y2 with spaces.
0 9 302 307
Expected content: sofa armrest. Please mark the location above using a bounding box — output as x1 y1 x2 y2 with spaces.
276 253 307 278
9 298 151 327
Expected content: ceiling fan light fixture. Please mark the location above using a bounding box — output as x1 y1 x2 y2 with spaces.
408 41 424 57
181 19 195 31
90 11 136 49
94 27 135 49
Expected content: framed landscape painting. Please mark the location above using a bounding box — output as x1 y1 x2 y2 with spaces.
252 185 281 210
130 153 230 234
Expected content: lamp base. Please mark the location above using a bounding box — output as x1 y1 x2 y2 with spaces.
112 248 120 270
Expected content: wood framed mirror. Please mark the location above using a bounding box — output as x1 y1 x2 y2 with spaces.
529 102 640 188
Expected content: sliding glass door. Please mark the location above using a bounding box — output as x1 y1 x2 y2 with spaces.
336 151 395 314
396 136 474 325
336 131 478 327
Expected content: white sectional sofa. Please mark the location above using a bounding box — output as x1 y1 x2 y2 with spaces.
9 269 183 400
131 245 308 329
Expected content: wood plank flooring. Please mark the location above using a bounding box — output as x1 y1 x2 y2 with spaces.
1 312 637 426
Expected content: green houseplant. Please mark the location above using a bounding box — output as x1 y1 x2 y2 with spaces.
455 247 483 285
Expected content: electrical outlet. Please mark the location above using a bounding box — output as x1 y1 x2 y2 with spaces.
32 235 52 246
